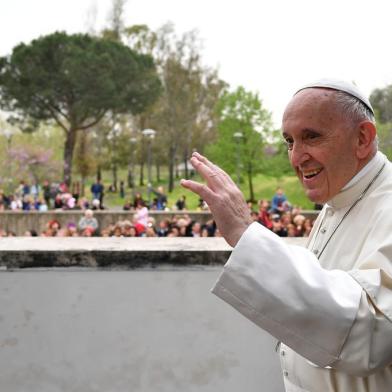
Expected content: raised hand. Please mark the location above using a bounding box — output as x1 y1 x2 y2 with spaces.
180 152 252 247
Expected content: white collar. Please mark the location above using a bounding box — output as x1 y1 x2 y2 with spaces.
342 152 379 191
327 151 386 209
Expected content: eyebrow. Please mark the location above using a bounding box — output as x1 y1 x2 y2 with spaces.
282 127 323 137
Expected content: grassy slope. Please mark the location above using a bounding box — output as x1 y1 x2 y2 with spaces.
101 171 313 210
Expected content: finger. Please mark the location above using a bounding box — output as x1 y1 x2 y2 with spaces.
192 152 222 173
180 179 216 203
190 154 230 184
189 156 226 190
191 152 234 185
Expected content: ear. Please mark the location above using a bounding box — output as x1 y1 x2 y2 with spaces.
355 121 377 160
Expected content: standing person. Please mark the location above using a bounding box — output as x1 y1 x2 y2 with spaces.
42 180 51 208
132 192 145 209
181 79 392 391
90 179 104 208
175 195 187 211
22 181 30 197
151 185 167 210
134 200 149 229
119 181 125 199
72 181 80 203
15 180 29 198
30 181 40 201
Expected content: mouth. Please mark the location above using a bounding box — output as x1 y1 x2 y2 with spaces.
301 168 323 180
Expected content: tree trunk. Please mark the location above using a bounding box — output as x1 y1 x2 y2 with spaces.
139 139 145 186
127 152 133 188
95 164 101 181
81 177 86 197
63 128 77 187
247 163 255 203
175 156 180 179
127 165 133 188
168 144 177 192
78 131 88 194
156 162 160 183
112 163 118 192
139 160 144 186
184 150 189 180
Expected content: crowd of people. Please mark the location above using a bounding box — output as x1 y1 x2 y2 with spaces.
0 180 97 212
0 177 212 212
0 179 188 212
0 187 315 238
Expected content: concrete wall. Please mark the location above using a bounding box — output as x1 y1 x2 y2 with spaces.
0 210 319 236
0 238 307 391
0 267 285 392
0 237 306 269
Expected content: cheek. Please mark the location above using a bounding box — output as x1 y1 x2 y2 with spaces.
288 151 295 167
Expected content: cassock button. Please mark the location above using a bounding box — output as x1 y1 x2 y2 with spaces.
313 249 319 255
284 371 289 377
321 228 326 234
281 350 285 356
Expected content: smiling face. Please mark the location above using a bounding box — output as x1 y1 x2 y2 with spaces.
282 88 363 203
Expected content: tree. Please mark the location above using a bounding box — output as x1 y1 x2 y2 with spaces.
207 86 273 202
124 23 225 192
8 145 60 185
73 131 97 196
261 141 295 179
0 31 161 186
374 119 392 160
107 0 128 40
370 85 392 160
370 85 392 123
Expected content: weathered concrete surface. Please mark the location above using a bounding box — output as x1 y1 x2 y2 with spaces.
0 237 306 269
0 210 319 236
0 268 285 392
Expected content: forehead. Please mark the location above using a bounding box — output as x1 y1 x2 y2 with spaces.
282 88 341 132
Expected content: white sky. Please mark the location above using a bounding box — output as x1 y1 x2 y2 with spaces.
1 0 392 125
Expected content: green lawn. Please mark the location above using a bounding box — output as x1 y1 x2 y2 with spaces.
96 170 313 210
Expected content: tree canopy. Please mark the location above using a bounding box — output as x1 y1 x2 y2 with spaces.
123 23 225 192
370 84 392 160
207 86 273 201
0 31 161 185
370 85 392 123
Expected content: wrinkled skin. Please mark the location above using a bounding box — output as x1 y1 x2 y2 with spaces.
282 89 372 203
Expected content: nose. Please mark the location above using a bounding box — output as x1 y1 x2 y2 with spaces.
289 142 310 168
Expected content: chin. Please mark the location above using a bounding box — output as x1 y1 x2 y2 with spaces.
306 190 327 204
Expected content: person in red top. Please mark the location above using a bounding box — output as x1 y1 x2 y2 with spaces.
257 199 273 229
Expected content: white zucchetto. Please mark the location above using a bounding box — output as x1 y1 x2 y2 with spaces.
295 78 374 115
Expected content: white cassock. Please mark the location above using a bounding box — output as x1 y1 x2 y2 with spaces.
211 151 392 392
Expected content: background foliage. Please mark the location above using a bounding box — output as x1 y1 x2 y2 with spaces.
0 0 391 210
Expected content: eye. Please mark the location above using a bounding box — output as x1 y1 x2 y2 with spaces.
284 137 294 151
305 130 321 141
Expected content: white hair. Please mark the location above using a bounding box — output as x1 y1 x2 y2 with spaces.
334 91 378 149
334 91 375 124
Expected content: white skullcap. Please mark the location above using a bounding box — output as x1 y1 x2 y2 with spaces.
295 78 374 115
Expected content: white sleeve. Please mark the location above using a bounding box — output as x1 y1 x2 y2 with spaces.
211 222 392 375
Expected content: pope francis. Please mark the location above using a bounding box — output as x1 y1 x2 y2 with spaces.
181 79 392 392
